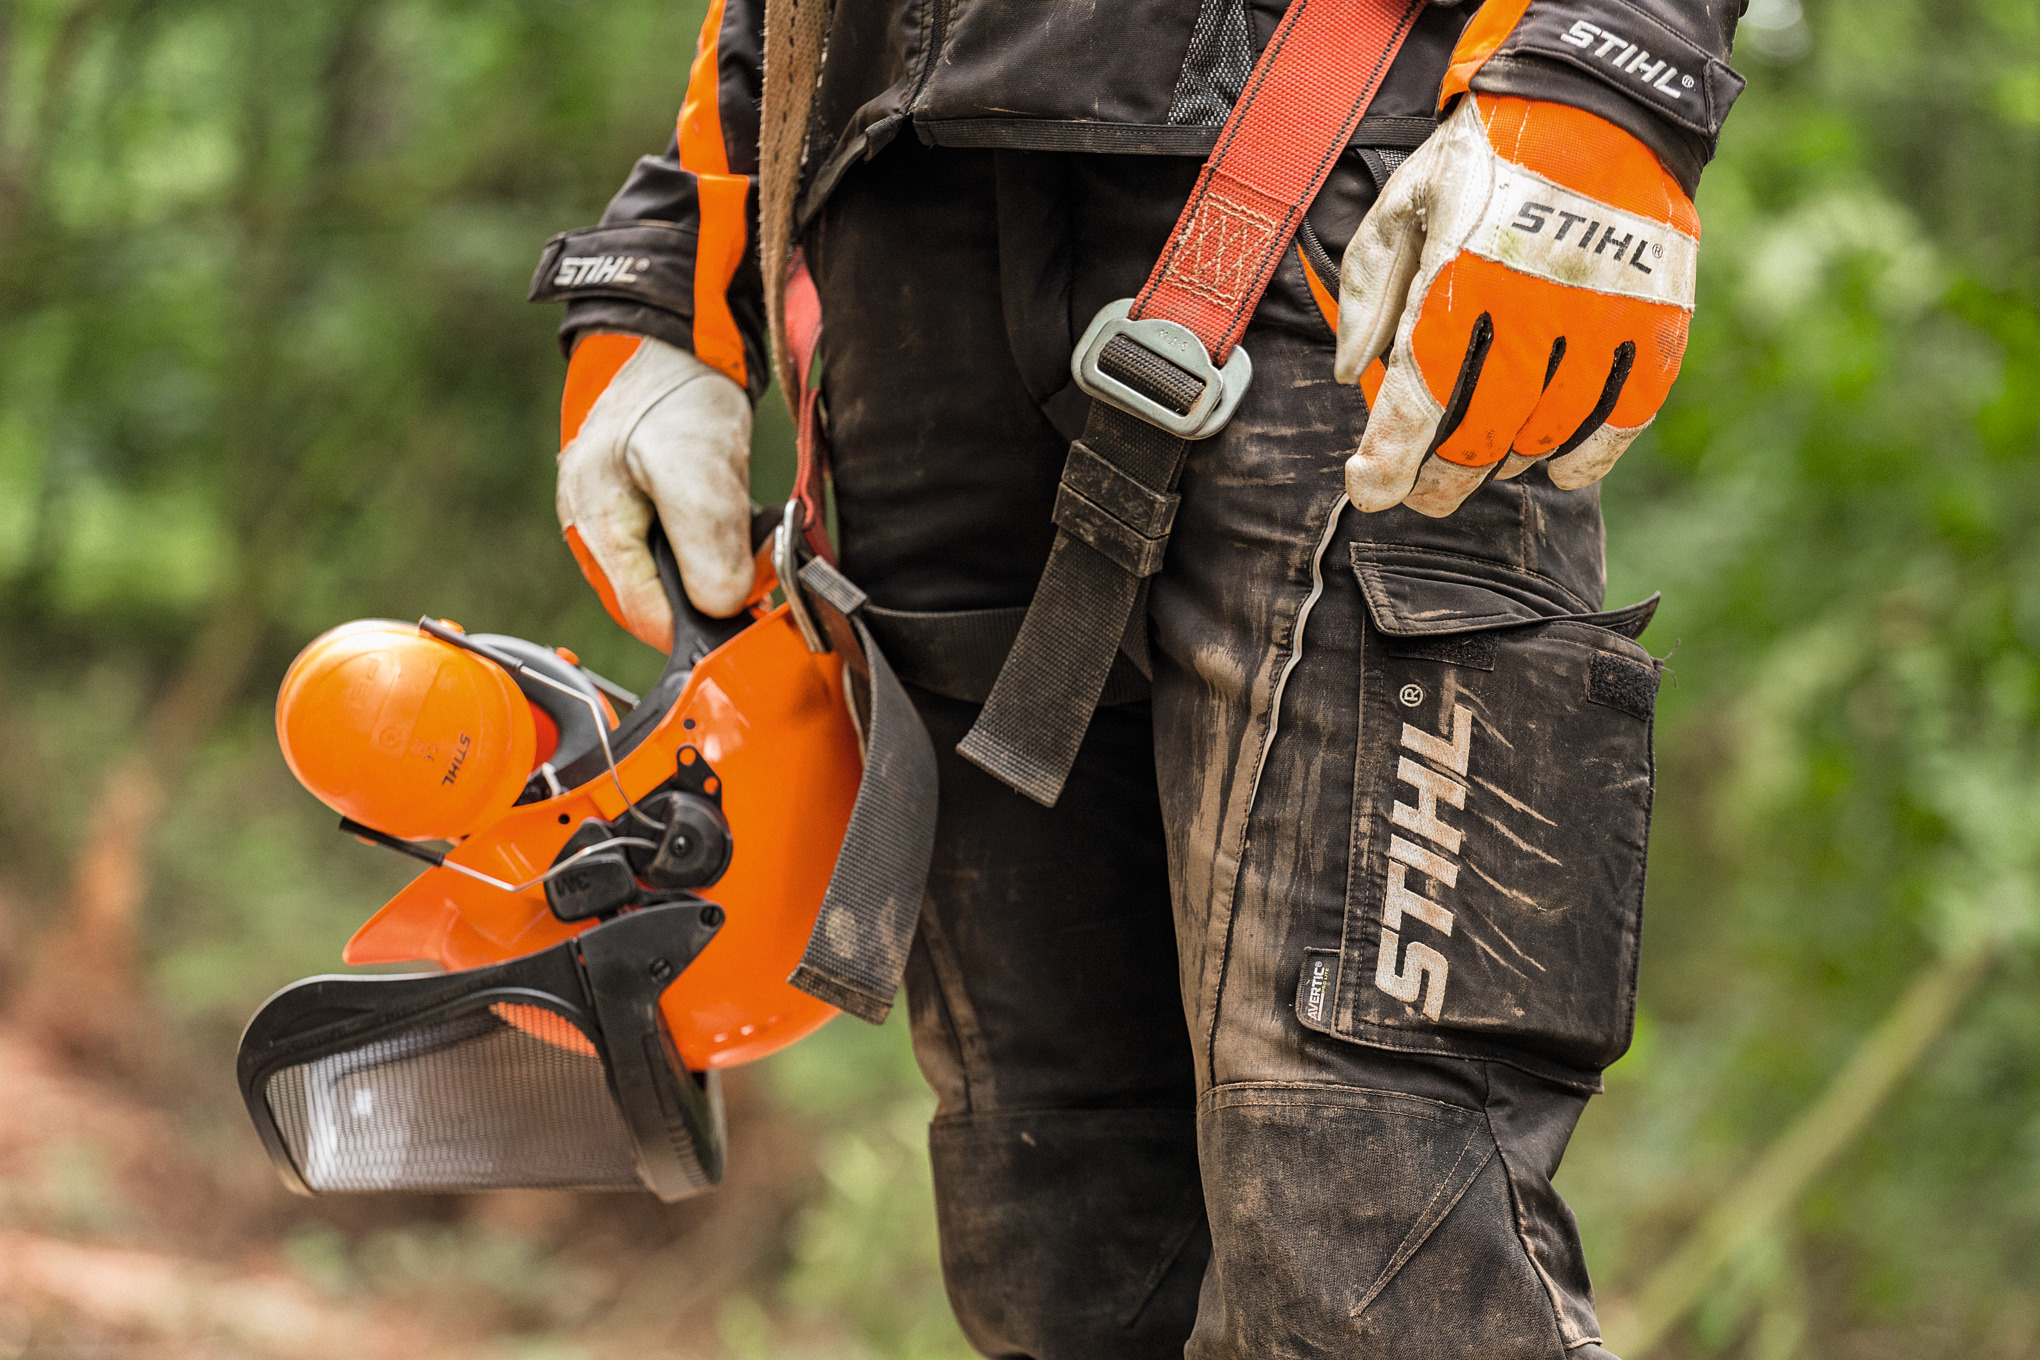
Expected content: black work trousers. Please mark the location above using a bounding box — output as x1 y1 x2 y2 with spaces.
807 138 1659 1360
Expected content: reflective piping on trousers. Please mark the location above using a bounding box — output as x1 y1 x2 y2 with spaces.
1245 492 1349 813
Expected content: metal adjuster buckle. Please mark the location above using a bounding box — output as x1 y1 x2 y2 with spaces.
774 498 828 654
1070 299 1253 440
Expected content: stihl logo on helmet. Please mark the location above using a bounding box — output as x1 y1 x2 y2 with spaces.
552 254 651 288
439 732 472 786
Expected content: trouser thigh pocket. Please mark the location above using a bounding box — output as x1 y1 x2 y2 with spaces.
1307 561 1661 1087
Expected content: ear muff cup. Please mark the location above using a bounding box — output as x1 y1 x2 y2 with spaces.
277 621 537 841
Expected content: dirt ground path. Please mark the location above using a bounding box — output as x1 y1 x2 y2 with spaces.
0 1022 808 1359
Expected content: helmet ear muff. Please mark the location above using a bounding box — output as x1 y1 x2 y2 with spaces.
276 621 538 842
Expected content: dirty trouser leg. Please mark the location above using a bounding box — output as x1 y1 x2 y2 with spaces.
906 696 1211 1357
809 129 1651 1354
1150 319 1652 1358
809 138 1209 1359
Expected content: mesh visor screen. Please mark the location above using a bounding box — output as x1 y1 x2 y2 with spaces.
262 1000 640 1192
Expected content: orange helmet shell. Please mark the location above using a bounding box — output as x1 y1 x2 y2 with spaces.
340 599 859 1070
277 620 538 841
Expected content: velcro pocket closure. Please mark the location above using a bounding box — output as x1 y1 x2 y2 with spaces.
1587 649 1660 720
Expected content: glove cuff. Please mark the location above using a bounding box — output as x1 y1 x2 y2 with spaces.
1469 57 1706 197
562 332 646 449
1439 0 1745 198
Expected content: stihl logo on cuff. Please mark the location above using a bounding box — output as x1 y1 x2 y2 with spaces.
1499 3 1744 139
554 255 652 288
1467 163 1698 307
1374 703 1472 1022
1558 20 1694 101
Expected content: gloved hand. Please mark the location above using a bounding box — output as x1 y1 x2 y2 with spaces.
556 332 754 647
1334 94 1699 517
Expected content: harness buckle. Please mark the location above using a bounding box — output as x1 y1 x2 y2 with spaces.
774 498 828 654
1070 299 1253 440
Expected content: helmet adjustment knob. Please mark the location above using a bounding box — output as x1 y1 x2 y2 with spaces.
644 793 733 890
542 742 735 924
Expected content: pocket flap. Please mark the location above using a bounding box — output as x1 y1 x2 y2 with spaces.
1350 543 1658 640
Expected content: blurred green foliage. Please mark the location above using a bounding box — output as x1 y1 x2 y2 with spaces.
1578 0 2040 1350
733 1011 968 1360
0 0 2034 1356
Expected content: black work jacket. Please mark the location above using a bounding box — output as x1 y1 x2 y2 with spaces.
534 0 1747 400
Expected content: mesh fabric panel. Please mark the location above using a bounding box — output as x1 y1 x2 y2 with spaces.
264 1002 640 1192
1167 0 1255 126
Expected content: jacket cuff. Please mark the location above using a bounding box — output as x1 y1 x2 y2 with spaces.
1469 0 1745 196
530 220 698 358
557 299 697 362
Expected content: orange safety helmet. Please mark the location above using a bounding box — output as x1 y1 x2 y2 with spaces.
237 515 936 1201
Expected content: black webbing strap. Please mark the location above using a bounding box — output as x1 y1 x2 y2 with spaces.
957 398 1189 806
783 556 939 1025
863 602 1152 708
862 604 1028 704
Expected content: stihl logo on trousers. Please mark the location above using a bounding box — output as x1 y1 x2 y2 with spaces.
1558 20 1696 101
553 255 651 288
1374 703 1471 1021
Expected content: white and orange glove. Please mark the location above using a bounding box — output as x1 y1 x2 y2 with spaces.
556 332 755 647
1335 94 1700 517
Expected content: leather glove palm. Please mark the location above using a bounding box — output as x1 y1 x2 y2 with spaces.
1335 94 1700 517
557 332 754 647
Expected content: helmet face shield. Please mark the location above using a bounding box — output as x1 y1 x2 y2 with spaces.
240 898 726 1199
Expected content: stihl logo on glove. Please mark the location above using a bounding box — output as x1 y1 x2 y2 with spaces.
1335 94 1700 517
1486 180 1696 297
